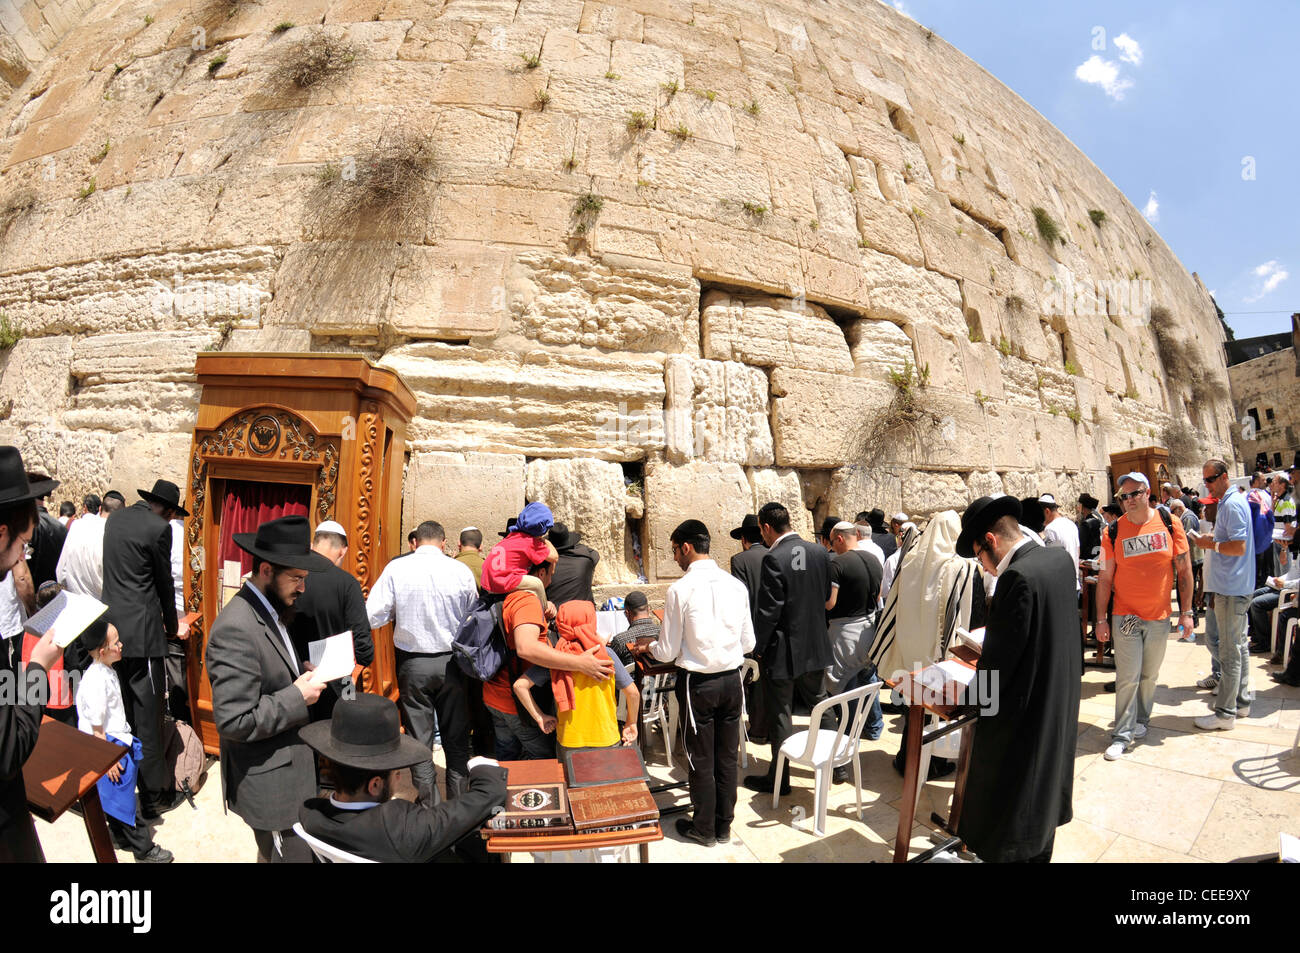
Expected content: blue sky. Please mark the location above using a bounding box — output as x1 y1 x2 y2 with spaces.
890 0 1298 340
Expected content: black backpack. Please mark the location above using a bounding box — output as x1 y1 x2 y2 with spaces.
451 593 508 681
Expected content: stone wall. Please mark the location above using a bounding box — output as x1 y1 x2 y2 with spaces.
0 0 1236 587
1229 348 1300 472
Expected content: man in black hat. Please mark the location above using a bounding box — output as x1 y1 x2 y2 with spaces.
546 521 601 607
206 515 334 862
299 694 507 862
867 508 897 560
729 513 769 742
0 447 65 861
101 478 186 816
815 515 839 552
954 496 1081 862
26 470 66 589
1077 493 1102 562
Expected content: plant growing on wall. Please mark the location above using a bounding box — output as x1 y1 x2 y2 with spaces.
1032 206 1064 245
0 313 20 350
269 35 358 90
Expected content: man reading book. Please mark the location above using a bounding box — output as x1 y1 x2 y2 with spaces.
299 694 507 862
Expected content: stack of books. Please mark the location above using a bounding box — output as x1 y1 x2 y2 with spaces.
483 760 574 836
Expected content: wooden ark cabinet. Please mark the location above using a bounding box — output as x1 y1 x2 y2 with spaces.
183 354 416 754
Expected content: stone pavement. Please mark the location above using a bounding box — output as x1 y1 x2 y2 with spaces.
35 623 1299 863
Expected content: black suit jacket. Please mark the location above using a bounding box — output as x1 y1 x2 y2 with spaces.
299 764 508 862
29 510 66 589
0 664 47 861
753 534 832 680
958 542 1081 862
101 502 176 658
548 544 600 606
729 543 767 626
290 563 374 668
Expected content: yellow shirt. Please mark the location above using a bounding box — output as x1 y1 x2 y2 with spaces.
555 672 619 749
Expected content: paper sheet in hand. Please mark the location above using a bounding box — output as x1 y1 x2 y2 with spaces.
307 633 355 682
23 591 109 648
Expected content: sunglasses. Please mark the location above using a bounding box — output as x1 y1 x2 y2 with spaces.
1117 489 1146 501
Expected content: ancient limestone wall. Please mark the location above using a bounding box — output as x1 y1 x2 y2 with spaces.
0 0 1236 587
1229 348 1300 472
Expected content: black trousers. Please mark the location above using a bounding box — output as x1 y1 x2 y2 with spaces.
109 799 156 858
395 649 470 804
253 827 315 863
115 656 167 795
676 669 743 839
761 668 830 779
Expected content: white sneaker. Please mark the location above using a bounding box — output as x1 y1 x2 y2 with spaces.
1133 723 1148 739
1104 741 1126 761
1236 704 1251 717
1195 675 1219 690
1194 712 1235 731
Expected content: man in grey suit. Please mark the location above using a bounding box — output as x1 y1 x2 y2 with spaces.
207 515 332 863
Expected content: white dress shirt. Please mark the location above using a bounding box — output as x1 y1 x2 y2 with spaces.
855 536 887 569
651 558 755 673
366 544 477 654
56 512 106 598
246 581 301 676
76 660 133 744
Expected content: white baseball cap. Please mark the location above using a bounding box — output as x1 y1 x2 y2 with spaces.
316 520 347 541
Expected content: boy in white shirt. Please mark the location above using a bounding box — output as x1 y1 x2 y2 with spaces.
76 618 173 863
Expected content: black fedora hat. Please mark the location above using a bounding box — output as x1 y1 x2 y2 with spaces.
138 479 190 518
1078 493 1100 510
729 513 760 540
956 495 1023 558
0 447 58 506
548 522 582 551
497 516 518 538
233 515 332 572
299 694 428 772
817 515 840 541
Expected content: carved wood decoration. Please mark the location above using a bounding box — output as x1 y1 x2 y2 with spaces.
354 401 380 598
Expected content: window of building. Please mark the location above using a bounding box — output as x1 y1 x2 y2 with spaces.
1248 408 1261 431
1275 452 1283 468
1266 407 1275 422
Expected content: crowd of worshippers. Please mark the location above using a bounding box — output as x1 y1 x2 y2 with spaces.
4 438 1296 865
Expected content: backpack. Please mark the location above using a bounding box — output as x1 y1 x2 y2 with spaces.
451 593 508 681
163 717 207 807
1108 508 1177 567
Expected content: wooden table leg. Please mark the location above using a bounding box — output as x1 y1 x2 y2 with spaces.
893 704 924 863
946 718 976 835
80 788 118 863
639 842 650 863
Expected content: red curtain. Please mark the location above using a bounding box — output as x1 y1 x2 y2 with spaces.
218 480 311 575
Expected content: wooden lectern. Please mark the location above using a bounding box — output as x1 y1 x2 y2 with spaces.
1109 446 1172 493
183 353 416 754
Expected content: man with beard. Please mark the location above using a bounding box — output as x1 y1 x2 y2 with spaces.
0 448 65 862
206 515 332 862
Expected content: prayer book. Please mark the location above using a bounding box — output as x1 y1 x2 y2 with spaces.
955 626 985 652
563 744 649 788
899 659 978 708
567 780 659 832
24 591 108 648
306 632 356 682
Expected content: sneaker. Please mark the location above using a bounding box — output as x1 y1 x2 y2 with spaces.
1193 712 1235 731
674 818 715 847
715 827 732 844
135 845 174 863
1104 741 1126 761
1236 704 1251 717
1133 723 1148 739
1195 675 1219 690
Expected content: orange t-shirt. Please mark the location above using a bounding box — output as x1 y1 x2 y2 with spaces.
482 590 547 714
1101 511 1188 621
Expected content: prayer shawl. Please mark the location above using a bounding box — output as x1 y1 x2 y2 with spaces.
551 600 609 714
867 511 977 681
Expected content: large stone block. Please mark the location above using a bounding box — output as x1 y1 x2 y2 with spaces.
380 343 666 460
664 355 771 466
902 471 970 518
508 252 699 353
0 335 73 426
700 289 853 373
64 381 202 434
747 467 814 540
843 317 914 383
525 457 639 585
966 470 1005 498
403 450 525 548
70 331 217 385
859 248 967 338
387 243 508 340
826 464 905 521
108 431 194 504
770 368 895 468
644 460 750 579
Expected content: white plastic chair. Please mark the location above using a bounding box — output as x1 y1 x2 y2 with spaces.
639 672 677 770
739 659 759 770
292 822 376 864
771 681 883 836
1273 589 1297 656
1282 616 1296 671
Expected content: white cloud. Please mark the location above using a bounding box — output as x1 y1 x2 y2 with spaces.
1246 261 1288 302
1142 191 1159 221
1075 55 1134 100
1113 33 1143 66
